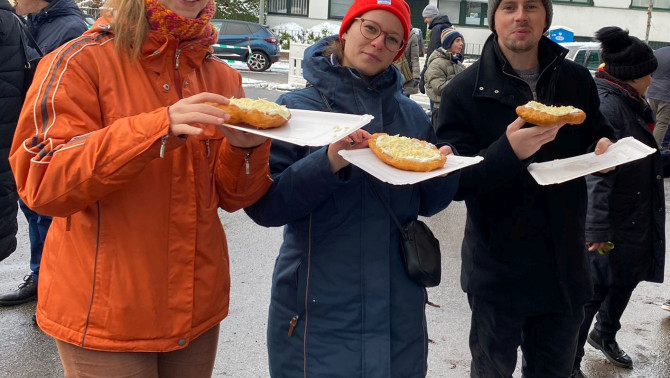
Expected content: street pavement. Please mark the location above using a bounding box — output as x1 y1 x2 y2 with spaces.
1 81 669 377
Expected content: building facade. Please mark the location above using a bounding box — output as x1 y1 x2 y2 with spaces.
266 0 670 54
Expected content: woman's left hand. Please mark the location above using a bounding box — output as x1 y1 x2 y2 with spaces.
219 127 269 149
436 145 454 177
439 145 453 156
327 129 372 173
595 138 615 173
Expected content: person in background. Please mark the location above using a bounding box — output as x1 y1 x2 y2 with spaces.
0 0 86 308
647 45 670 149
244 0 459 376
394 25 421 97
572 26 665 378
0 0 26 267
8 0 272 375
435 0 616 376
424 27 465 126
419 2 452 113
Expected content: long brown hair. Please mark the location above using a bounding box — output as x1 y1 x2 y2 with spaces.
103 0 149 61
322 39 344 61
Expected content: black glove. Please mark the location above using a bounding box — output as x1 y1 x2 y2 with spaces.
419 78 425 94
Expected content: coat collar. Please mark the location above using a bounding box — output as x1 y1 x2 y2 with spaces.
472 34 568 105
140 32 211 72
88 23 212 73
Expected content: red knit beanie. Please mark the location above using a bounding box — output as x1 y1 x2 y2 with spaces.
339 0 411 61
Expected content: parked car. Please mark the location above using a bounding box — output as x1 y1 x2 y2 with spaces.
210 19 280 72
561 42 602 75
84 14 96 29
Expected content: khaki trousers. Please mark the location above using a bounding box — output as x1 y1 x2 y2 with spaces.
649 98 670 147
55 324 220 378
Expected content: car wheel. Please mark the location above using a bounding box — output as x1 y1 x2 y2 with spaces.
247 51 271 72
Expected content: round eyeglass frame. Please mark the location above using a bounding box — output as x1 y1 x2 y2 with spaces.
353 17 406 52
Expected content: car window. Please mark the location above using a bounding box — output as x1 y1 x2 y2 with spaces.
573 50 587 66
211 20 224 33
226 23 252 35
248 24 261 33
586 51 601 71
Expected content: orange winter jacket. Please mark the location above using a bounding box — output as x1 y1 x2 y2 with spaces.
9 22 272 351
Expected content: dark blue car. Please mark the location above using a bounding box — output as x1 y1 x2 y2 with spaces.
210 19 280 72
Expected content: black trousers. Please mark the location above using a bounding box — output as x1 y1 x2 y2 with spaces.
573 284 636 368
468 294 584 378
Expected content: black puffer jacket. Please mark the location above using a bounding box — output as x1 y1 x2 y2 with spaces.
436 34 616 315
585 77 665 286
0 0 25 261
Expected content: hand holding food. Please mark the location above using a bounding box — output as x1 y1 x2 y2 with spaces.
516 101 586 126
368 133 446 172
207 98 291 129
327 129 372 173
169 93 230 137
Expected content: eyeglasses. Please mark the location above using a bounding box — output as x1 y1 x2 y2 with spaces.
353 17 405 52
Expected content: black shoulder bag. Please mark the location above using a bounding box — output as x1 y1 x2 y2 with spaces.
12 13 44 96
367 176 441 287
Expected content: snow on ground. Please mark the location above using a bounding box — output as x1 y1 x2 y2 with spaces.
225 60 303 91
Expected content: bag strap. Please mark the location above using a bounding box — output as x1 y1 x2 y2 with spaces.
365 175 407 238
12 13 44 64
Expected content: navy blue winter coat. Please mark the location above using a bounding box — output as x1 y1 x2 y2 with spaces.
26 0 85 54
245 36 460 378
585 77 665 286
0 0 24 261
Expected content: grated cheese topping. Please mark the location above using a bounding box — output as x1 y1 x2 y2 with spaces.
524 101 580 116
229 98 291 119
376 134 441 162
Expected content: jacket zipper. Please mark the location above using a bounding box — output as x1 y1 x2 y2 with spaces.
303 213 313 378
502 54 559 102
244 151 251 174
160 134 169 158
174 48 183 98
288 315 298 336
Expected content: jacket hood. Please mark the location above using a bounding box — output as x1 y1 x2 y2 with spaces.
302 35 403 97
429 15 452 29
29 0 83 24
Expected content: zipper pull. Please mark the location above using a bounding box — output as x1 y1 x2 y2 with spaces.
206 140 211 158
288 315 298 337
175 48 181 69
244 151 251 174
160 134 169 158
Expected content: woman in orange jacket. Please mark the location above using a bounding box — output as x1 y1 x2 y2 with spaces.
9 0 272 375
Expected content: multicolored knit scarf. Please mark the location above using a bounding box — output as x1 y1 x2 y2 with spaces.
145 0 217 46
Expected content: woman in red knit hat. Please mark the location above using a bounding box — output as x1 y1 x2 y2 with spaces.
244 0 459 376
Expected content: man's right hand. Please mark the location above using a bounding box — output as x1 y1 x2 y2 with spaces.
506 117 565 160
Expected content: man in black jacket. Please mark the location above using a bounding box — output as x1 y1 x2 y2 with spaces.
0 0 85 307
0 0 25 266
419 3 452 106
436 1 616 377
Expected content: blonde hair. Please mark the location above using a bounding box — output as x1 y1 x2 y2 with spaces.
103 0 149 61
